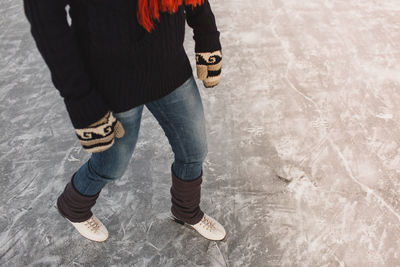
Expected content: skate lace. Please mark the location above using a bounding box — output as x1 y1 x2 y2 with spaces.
84 216 101 232
200 216 216 232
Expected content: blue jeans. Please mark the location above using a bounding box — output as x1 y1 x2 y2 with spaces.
73 76 208 196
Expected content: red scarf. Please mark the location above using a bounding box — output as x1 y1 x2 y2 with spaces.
138 0 204 32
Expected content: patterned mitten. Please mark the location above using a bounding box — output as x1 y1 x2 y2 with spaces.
195 50 222 88
75 111 125 153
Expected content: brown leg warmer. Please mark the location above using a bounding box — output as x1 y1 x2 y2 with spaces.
56 175 100 223
170 169 204 225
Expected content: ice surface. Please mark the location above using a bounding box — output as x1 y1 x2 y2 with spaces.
2 0 400 266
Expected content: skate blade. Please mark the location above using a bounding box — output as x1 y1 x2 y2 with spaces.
170 215 185 225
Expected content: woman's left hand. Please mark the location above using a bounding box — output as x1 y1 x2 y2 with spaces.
195 50 222 88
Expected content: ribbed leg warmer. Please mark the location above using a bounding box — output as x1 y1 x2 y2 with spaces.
58 170 203 224
170 169 204 225
56 175 100 223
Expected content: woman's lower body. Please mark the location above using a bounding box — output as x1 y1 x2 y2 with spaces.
56 76 226 241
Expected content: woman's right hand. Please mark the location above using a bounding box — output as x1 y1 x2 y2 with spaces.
75 111 125 153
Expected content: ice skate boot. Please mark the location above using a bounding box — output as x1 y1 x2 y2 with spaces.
54 202 108 242
171 213 226 241
55 176 108 242
170 168 226 241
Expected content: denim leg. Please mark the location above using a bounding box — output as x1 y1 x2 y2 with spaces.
73 105 144 196
146 76 208 181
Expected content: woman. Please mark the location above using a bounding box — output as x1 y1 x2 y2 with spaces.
23 0 225 242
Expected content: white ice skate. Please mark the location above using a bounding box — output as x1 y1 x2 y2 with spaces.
54 203 109 242
171 213 226 241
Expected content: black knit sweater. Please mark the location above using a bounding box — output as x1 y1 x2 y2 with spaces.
23 0 221 128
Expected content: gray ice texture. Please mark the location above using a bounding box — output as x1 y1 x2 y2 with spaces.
2 0 400 266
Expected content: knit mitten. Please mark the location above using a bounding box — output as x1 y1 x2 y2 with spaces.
75 111 125 153
195 50 222 88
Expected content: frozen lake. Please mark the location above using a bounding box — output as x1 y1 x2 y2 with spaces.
1 0 400 266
